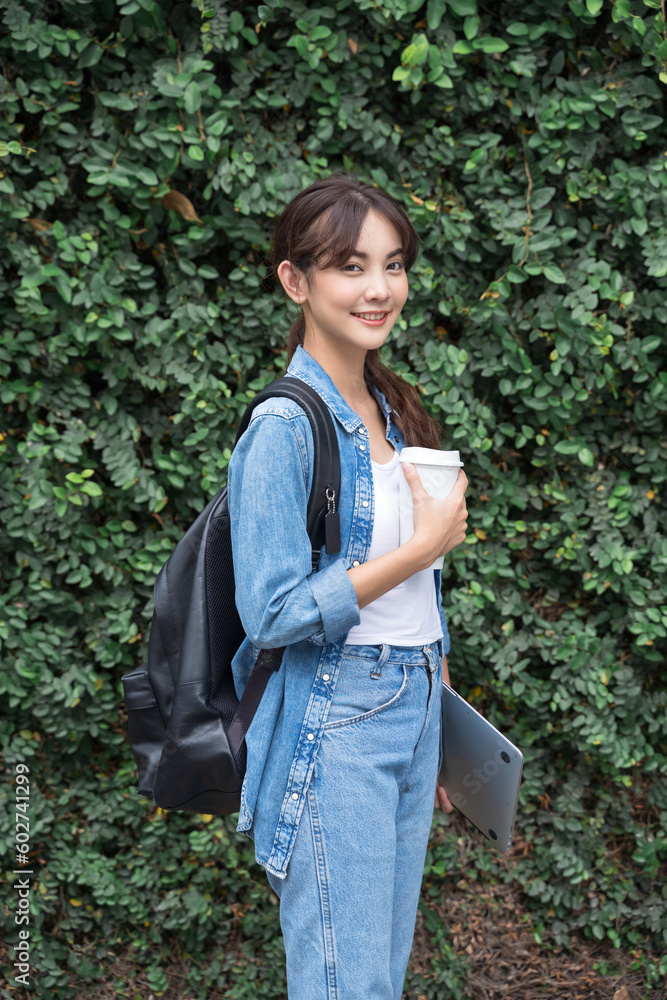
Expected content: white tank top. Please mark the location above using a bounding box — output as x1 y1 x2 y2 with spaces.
345 450 444 646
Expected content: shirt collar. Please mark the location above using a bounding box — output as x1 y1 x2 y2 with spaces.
287 344 393 433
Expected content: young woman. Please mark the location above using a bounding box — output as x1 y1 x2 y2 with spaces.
227 174 468 1000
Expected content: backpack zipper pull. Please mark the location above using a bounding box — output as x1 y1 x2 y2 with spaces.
324 486 340 553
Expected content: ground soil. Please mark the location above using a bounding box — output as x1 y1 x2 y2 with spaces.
406 812 665 1000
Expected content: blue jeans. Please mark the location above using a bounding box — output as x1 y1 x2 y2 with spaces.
266 641 442 1000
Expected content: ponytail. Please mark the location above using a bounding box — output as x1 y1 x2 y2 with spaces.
286 314 306 363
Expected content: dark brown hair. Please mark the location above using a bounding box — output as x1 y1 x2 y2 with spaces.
270 174 442 449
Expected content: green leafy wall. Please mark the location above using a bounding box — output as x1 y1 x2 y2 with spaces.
1 0 666 996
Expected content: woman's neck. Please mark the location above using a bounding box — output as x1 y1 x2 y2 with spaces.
301 340 373 411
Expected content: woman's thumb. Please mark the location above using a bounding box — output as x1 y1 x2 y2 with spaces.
402 462 424 493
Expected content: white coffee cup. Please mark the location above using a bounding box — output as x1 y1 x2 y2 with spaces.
398 447 464 570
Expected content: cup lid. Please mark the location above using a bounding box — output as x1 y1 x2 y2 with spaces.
399 446 464 467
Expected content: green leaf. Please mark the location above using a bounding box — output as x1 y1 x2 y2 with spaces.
448 0 477 15
135 166 159 186
53 275 72 304
292 34 309 59
641 335 661 353
80 481 103 496
543 265 567 284
184 81 202 114
426 0 446 29
463 15 480 39
77 42 104 68
310 26 331 41
188 145 205 161
402 34 429 67
586 0 603 14
229 10 244 31
578 447 594 467
554 440 580 455
473 36 509 53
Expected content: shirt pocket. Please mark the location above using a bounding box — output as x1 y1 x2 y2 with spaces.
323 655 407 730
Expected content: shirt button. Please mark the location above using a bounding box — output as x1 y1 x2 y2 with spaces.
394 436 399 442
362 500 369 508
358 427 365 434
359 444 366 451
322 674 330 681
352 560 360 567
307 733 315 741
291 792 298 801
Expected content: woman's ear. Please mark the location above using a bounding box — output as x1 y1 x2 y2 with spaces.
277 260 308 304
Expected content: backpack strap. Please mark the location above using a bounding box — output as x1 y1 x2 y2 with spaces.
227 377 342 762
234 376 342 566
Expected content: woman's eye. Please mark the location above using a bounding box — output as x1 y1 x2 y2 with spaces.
388 260 404 271
342 263 361 272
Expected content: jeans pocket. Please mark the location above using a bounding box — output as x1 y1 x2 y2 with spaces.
324 657 407 729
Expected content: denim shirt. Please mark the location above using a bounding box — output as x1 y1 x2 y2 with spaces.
227 346 450 878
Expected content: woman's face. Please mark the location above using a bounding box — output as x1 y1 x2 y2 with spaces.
289 209 410 360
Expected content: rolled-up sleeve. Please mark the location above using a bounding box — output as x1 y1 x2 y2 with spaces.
227 408 360 649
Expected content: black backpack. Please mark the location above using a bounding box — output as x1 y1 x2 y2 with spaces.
121 377 341 815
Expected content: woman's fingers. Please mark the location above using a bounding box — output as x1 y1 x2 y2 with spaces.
401 462 428 499
455 469 469 499
435 781 455 813
402 463 470 564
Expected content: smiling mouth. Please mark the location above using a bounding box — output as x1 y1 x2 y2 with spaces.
351 312 390 322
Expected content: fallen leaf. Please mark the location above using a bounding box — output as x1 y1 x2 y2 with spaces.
162 190 201 222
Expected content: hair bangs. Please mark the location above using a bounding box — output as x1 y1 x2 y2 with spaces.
278 181 419 277
311 194 417 273
310 198 369 270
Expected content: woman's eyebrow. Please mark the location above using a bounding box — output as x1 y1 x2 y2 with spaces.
348 247 404 260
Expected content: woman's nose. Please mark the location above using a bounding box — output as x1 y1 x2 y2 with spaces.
363 271 390 301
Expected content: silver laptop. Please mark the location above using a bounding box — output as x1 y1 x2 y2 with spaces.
439 683 523 854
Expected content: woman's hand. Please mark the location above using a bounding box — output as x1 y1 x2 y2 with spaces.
436 656 453 812
434 781 454 813
401 465 468 569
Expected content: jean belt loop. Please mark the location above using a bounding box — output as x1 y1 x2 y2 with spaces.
370 643 391 679
423 644 437 672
